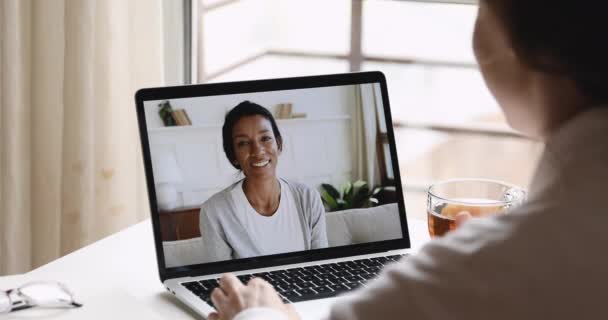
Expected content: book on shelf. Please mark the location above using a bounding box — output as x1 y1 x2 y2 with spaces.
275 103 293 119
171 110 183 125
171 109 192 126
274 103 284 119
182 110 192 125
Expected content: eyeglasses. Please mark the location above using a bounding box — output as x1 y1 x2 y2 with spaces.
0 281 82 313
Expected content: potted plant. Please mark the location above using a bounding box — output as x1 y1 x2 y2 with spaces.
158 101 177 126
319 180 384 212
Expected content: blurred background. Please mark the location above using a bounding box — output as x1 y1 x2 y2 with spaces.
178 0 543 220
0 0 542 275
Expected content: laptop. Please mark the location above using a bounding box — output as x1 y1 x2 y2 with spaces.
135 71 412 319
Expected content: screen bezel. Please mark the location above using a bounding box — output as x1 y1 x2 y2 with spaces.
135 71 411 282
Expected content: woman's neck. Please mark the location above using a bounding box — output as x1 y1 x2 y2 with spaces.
528 71 590 140
243 177 281 216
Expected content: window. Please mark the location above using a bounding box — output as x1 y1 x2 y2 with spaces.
189 0 543 220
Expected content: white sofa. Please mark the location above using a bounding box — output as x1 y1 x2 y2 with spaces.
162 203 402 268
323 203 402 247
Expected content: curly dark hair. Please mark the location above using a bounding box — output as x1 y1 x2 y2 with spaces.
484 0 608 103
222 101 283 170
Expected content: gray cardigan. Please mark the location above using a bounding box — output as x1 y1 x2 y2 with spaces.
199 178 328 262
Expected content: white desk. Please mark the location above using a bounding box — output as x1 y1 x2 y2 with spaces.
1 217 430 319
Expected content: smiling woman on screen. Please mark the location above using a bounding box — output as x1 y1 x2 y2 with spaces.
199 101 328 262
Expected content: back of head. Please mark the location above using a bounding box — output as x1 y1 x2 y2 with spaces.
485 0 608 104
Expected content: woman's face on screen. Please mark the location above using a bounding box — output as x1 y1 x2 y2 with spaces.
232 115 280 180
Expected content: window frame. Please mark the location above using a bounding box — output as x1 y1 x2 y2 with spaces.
184 0 533 194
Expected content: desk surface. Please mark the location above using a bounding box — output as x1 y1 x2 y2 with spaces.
1 217 430 319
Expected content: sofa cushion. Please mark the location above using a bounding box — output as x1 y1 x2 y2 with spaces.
163 237 206 268
162 203 403 267
325 203 402 247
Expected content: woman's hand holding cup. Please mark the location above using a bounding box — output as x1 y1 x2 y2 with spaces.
427 179 526 238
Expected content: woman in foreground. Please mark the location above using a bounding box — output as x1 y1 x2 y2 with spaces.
209 1 608 319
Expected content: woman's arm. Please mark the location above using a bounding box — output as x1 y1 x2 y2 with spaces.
199 204 233 262
211 206 546 320
308 188 328 249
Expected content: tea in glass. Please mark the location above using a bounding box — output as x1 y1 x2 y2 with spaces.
427 179 526 238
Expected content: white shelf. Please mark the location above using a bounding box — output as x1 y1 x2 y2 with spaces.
147 115 351 133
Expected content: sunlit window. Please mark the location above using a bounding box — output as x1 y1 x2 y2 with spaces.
193 0 543 219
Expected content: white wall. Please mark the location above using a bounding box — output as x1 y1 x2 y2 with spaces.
143 85 360 209
143 85 355 128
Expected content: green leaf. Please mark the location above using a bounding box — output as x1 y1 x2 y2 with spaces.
345 182 357 206
348 181 367 208
353 180 367 189
371 186 383 196
320 190 338 211
341 181 352 199
352 185 370 208
321 180 389 210
321 183 340 200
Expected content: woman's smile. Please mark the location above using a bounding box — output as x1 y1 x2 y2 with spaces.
251 159 270 168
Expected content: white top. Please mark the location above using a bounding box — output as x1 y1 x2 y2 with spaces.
199 178 328 262
232 179 306 256
234 106 608 320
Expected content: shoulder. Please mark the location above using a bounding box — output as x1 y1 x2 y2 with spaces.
281 179 319 199
281 179 323 215
200 180 243 219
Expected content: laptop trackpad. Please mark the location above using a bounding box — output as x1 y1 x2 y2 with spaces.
293 297 340 320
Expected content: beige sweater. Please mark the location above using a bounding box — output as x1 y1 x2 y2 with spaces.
236 107 608 320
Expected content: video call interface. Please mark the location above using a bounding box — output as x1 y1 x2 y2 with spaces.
143 83 404 268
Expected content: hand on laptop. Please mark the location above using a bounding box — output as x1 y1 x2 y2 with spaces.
209 273 300 320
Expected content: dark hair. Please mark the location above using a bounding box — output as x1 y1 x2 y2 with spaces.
486 0 608 103
222 101 283 170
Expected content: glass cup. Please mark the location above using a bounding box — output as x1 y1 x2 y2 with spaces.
427 178 526 238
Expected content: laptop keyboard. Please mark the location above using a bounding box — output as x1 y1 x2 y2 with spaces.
181 254 406 308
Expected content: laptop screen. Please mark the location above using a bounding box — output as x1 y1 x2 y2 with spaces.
137 73 409 276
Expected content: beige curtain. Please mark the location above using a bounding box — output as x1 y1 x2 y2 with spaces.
352 84 381 187
0 0 165 275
